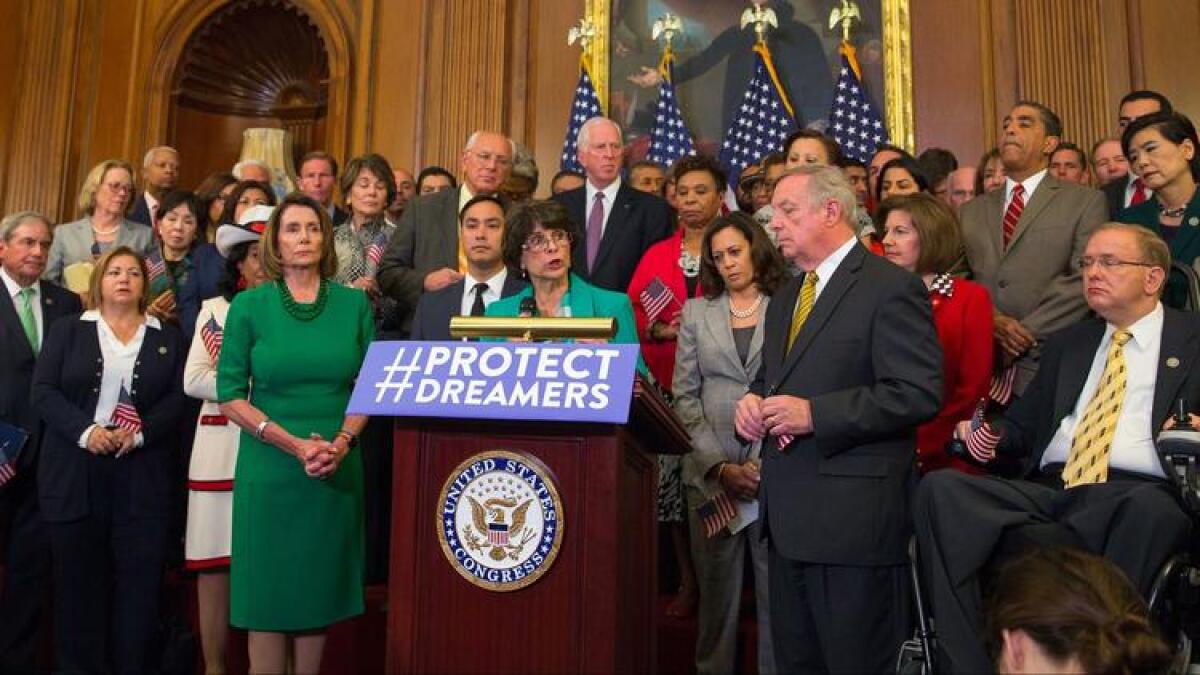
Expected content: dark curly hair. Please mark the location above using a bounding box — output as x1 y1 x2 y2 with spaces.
501 200 575 272
671 153 729 194
700 212 789 299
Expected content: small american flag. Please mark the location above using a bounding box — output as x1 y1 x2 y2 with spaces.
717 43 797 187
777 433 795 451
828 42 889 163
0 461 14 485
697 491 738 538
989 365 1017 406
365 231 387 276
639 276 680 325
964 399 1000 464
146 252 166 284
646 51 696 168
200 315 223 363
109 382 143 434
558 58 604 173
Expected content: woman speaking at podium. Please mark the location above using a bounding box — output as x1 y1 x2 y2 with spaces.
486 200 640 348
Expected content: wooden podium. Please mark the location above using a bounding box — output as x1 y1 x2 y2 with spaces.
385 379 689 673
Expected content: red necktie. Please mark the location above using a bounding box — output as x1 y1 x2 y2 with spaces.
1002 184 1025 249
1130 178 1148 206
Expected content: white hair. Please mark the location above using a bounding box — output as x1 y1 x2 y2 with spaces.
233 159 270 179
464 131 516 156
1 210 52 242
778 164 857 226
142 145 179 168
576 117 621 152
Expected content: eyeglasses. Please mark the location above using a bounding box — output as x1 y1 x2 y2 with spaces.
1075 256 1158 271
523 230 572 251
470 151 513 168
103 182 134 194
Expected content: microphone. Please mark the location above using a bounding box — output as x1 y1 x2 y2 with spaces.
518 297 538 318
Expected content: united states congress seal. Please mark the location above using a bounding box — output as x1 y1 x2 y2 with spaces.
437 450 564 592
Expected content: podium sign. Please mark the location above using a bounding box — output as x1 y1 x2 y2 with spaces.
348 341 639 423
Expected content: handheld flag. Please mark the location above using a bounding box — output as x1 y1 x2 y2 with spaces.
697 491 738 538
200 315 223 363
639 276 682 325
365 231 388 276
110 382 143 435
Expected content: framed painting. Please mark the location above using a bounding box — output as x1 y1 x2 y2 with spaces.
583 0 913 155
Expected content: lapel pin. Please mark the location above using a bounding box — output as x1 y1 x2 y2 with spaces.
1189 217 1199 227
1167 357 1180 368
45 297 53 305
158 346 168 355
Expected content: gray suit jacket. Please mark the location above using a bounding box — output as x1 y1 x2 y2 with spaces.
960 174 1107 392
44 217 154 284
377 186 462 336
673 294 767 492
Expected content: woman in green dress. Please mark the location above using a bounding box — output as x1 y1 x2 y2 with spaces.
1117 111 1200 309
217 193 373 674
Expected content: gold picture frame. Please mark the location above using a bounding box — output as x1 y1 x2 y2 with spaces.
583 0 913 152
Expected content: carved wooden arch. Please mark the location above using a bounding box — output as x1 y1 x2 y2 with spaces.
143 0 353 165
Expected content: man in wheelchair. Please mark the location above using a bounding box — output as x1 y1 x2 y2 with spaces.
914 223 1200 672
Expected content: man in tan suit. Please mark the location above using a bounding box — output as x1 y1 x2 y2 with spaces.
961 101 1107 395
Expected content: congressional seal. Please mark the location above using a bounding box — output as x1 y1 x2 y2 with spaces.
437 450 564 592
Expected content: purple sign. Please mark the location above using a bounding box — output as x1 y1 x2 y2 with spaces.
347 341 640 424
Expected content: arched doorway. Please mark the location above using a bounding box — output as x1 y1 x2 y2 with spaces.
168 0 332 188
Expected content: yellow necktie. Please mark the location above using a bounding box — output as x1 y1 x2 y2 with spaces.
1063 330 1132 488
787 272 818 352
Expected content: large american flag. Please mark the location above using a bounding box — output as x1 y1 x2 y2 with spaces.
717 44 796 186
828 42 889 163
200 314 223 363
559 59 604 173
639 276 680 325
110 382 143 434
646 51 696 167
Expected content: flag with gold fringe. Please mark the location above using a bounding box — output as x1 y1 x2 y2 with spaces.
559 58 604 173
828 41 889 163
717 43 797 186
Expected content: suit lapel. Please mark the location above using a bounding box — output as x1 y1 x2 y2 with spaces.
745 297 767 378
774 246 863 389
1053 322 1103 421
702 296 741 374
982 190 1006 263
764 278 799 381
1152 310 1199 425
1007 177 1060 253
567 275 597 317
1165 194 1200 265
0 288 34 362
592 184 632 273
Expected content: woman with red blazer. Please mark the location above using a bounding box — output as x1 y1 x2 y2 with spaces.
879 193 994 474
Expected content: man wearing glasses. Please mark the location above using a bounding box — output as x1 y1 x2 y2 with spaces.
914 223 1199 672
378 130 514 337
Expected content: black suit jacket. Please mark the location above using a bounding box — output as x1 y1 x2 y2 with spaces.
128 193 153 226
995 307 1200 477
751 243 943 566
409 273 528 341
1102 178 1127 219
31 315 186 522
378 187 465 336
553 182 673 293
0 280 81 473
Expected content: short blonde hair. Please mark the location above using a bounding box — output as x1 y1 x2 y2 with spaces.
259 193 338 280
87 246 150 312
78 160 136 217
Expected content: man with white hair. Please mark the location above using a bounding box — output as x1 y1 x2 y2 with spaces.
378 130 513 337
552 116 673 292
129 146 179 226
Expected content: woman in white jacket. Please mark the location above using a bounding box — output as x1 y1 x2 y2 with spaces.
182 205 271 674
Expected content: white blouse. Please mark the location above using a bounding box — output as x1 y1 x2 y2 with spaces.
76 310 160 448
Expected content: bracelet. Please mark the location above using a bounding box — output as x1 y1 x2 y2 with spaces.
335 429 358 449
716 462 728 483
254 419 271 441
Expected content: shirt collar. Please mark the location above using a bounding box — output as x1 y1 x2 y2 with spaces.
465 267 508 296
80 309 162 330
813 236 857 285
0 266 36 299
458 185 475 213
1005 169 1048 203
1105 302 1163 351
586 177 622 206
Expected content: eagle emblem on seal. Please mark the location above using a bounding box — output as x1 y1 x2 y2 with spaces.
465 497 536 561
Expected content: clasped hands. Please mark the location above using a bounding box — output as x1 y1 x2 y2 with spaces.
294 433 347 479
85 426 137 457
734 393 813 444
994 313 1035 362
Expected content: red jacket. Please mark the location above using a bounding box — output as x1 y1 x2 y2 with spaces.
918 277 994 474
627 230 704 392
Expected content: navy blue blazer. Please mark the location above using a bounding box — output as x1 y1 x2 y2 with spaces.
128 194 153 227
0 280 81 473
409 273 528 341
32 314 186 522
177 243 224 339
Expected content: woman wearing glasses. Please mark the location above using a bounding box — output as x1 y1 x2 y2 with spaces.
44 160 154 290
486 200 639 345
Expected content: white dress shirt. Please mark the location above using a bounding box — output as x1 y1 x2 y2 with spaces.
76 310 160 448
1004 169 1048 213
1123 174 1154 208
459 268 509 317
143 191 159 223
584 177 622 238
810 236 858 301
1 266 42 345
1040 303 1165 478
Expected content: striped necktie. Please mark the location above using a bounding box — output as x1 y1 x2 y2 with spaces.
786 272 818 352
1062 330 1132 488
1002 184 1025 249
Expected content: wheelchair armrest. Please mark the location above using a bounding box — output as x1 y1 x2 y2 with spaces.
1156 429 1200 511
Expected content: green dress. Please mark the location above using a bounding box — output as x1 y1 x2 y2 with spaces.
217 280 374 631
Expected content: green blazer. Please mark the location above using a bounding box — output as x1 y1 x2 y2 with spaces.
1118 190 1200 308
486 273 647 373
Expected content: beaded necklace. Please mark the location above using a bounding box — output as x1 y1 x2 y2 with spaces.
277 279 329 321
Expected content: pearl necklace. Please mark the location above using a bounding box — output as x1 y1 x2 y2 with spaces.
729 294 764 319
91 219 120 236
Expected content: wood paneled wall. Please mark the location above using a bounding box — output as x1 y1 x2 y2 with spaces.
2 0 1199 222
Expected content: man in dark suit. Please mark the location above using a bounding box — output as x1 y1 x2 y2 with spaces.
378 130 513 337
410 195 526 340
915 223 1196 672
961 101 1107 396
297 150 350 226
0 212 81 673
128 146 180 227
552 117 673 293
734 166 943 672
1103 90 1174 217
